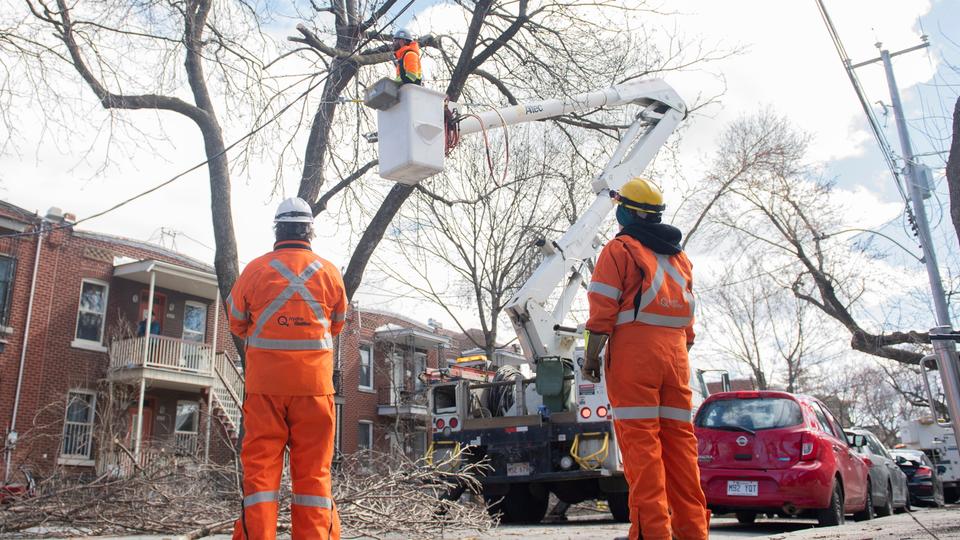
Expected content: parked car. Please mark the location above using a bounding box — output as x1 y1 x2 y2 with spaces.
845 428 910 515
695 391 872 527
891 448 945 507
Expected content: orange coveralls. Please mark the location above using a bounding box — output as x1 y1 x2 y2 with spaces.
394 41 422 85
586 235 708 540
227 239 347 540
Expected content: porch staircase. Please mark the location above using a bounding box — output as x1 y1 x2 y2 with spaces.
212 353 244 442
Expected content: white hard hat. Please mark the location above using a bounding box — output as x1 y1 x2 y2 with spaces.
274 197 314 223
394 28 415 41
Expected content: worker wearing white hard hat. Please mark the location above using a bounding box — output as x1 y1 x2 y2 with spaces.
392 28 422 85
230 196 347 539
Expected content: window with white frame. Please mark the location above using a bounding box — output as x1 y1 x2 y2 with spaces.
75 280 109 343
62 391 96 459
182 301 207 343
0 255 15 327
358 421 373 451
359 345 373 390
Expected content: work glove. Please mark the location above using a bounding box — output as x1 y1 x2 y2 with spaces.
582 330 609 383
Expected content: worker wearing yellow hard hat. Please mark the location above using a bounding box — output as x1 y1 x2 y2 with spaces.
583 177 708 540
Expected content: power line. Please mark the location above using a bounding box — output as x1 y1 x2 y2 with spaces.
814 0 913 208
0 0 417 240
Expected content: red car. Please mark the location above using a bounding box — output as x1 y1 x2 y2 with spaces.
694 391 872 526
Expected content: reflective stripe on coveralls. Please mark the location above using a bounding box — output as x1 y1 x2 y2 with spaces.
247 259 331 350
244 491 279 507
587 281 622 301
227 294 246 321
615 253 694 329
292 494 333 508
612 405 693 423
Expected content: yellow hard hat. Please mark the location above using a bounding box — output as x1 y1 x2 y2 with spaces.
613 177 665 214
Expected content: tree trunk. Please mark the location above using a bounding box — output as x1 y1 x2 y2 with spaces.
947 96 960 251
299 59 360 205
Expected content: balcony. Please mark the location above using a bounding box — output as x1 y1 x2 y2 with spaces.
107 335 215 390
377 385 429 418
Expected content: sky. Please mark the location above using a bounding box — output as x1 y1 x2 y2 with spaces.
2 0 957 340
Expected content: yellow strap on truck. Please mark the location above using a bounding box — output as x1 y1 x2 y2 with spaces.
570 432 610 471
426 440 462 466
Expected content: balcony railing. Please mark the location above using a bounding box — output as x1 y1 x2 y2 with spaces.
174 432 200 457
377 385 428 407
109 335 213 376
62 421 93 459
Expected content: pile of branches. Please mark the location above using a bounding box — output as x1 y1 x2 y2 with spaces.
0 447 493 539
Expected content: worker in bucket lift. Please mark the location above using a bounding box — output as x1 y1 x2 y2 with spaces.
228 197 347 540
582 178 709 540
393 28 422 85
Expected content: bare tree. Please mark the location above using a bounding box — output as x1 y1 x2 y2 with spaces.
697 111 933 366
11 0 274 307
700 260 830 392
818 363 928 445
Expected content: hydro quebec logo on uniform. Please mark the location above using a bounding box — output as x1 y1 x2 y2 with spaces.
277 314 312 328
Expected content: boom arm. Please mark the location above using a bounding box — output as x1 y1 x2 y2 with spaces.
457 79 686 362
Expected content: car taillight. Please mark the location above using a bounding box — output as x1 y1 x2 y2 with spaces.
800 432 819 461
862 456 874 468
597 406 608 418
436 418 445 430
449 417 459 429
916 465 933 478
734 391 760 399
580 407 592 419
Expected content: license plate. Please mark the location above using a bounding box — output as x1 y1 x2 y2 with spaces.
727 480 759 497
507 462 532 477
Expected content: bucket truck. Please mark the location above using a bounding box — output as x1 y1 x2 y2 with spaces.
369 78 690 522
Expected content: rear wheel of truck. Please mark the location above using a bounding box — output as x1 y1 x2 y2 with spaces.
944 486 960 504
607 491 630 522
486 484 549 524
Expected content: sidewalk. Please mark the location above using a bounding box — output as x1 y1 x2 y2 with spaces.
764 509 960 540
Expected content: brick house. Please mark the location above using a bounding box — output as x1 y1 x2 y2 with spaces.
0 202 241 481
0 199 510 481
333 307 480 458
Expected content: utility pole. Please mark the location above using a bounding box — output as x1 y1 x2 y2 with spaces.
849 38 960 441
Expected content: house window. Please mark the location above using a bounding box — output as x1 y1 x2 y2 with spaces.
182 301 207 343
62 391 96 459
75 280 109 343
359 345 373 390
0 255 14 327
174 401 200 456
358 421 373 451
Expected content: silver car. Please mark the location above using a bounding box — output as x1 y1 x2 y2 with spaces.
846 428 910 516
